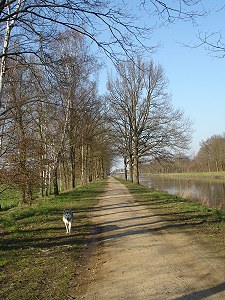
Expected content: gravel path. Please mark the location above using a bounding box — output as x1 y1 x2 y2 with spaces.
76 177 225 299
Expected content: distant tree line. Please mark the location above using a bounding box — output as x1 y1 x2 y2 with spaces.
194 134 225 172
141 133 225 174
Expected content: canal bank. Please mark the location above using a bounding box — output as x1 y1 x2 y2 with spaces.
140 172 225 211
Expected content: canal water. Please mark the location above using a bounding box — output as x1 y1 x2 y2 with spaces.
140 175 225 211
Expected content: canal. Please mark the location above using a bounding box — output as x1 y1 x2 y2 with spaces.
140 174 225 211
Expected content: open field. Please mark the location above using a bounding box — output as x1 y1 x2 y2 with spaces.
0 179 107 300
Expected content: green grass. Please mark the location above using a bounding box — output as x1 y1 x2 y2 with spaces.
0 185 22 210
0 179 107 300
116 177 225 257
145 171 225 181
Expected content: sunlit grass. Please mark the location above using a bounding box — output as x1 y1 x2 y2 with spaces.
0 179 107 300
0 185 22 210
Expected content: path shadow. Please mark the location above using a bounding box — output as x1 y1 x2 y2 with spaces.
174 282 225 300
1 230 88 250
0 198 211 252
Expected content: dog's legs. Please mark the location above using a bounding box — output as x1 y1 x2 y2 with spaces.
65 222 69 233
68 222 71 234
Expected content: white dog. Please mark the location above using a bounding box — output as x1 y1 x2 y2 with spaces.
63 209 73 234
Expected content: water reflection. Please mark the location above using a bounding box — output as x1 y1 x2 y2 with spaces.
140 175 225 211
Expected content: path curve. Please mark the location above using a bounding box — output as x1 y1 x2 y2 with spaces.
76 177 225 299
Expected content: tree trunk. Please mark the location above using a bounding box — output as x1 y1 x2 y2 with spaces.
53 166 59 195
124 156 128 180
81 143 88 185
133 135 139 184
0 0 23 107
70 146 76 189
129 155 133 182
216 159 219 172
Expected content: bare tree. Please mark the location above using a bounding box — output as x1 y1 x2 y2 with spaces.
108 57 165 183
44 30 105 191
196 134 225 172
0 0 155 108
0 28 114 203
0 0 24 106
107 56 192 183
140 0 205 23
1 56 42 203
0 0 208 108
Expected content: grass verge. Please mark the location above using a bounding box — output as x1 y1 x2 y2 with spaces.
0 179 107 300
116 178 225 258
143 171 225 181
0 186 22 210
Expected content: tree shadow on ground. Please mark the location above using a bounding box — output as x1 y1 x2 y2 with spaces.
1 229 89 250
1 198 218 252
174 282 225 300
0 210 92 251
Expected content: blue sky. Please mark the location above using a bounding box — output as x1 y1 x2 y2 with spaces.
98 1 225 157
149 1 225 156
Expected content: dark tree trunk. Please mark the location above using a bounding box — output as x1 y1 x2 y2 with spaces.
53 167 59 195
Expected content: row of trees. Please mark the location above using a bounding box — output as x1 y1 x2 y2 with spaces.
141 133 225 173
0 31 113 203
0 38 193 201
195 134 225 172
1 0 223 203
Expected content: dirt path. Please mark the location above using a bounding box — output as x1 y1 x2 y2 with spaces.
76 177 225 299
